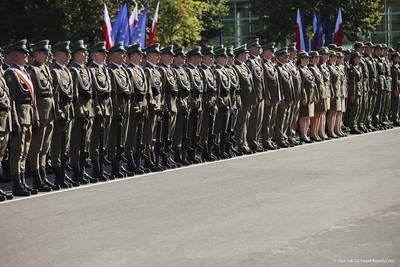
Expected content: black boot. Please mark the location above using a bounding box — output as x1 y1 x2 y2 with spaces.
92 160 108 182
54 168 72 188
0 188 13 200
111 159 125 178
144 153 155 170
31 169 51 192
126 154 136 173
169 154 181 168
84 171 98 183
40 168 60 190
12 174 30 196
20 172 38 195
121 164 135 177
174 149 182 164
162 154 174 169
72 164 89 184
188 149 202 164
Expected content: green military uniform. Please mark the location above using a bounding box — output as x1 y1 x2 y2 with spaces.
372 45 386 128
185 47 204 163
390 52 400 126
27 40 58 191
308 53 324 115
347 52 364 133
4 40 37 196
246 39 265 150
362 43 378 130
298 56 317 118
232 44 256 153
88 42 114 180
381 51 392 127
124 44 149 174
260 42 282 149
171 47 191 165
0 71 11 177
327 55 341 112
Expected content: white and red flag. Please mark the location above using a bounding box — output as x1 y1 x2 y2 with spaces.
104 3 114 49
333 8 344 46
129 3 139 32
295 9 306 51
148 2 159 46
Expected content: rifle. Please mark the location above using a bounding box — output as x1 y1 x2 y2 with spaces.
134 117 145 173
188 109 200 155
219 106 230 159
99 111 105 179
116 120 124 176
79 115 89 181
207 110 216 158
153 116 164 172
162 110 172 154
181 112 191 165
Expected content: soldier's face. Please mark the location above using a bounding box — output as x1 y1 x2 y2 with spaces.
311 56 319 65
383 49 388 56
337 57 343 64
93 52 107 64
227 56 235 66
278 55 288 63
249 46 261 56
300 57 309 66
321 53 329 62
263 49 274 59
365 46 373 55
112 51 126 65
148 52 161 65
129 52 142 65
161 54 173 65
202 54 214 66
289 50 297 60
191 55 202 66
35 51 48 65
173 55 185 66
356 47 365 54
375 48 383 56
354 57 361 64
216 56 227 66
394 56 400 62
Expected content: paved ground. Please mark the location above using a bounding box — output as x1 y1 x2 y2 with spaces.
1 128 399 267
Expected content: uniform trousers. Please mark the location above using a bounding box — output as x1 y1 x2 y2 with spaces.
90 115 111 161
29 119 53 170
70 118 92 165
262 101 278 147
247 100 264 148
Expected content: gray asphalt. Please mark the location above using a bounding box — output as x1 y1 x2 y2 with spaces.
1 128 399 267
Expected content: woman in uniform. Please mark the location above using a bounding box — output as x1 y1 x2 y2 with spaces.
326 51 340 138
297 51 317 143
335 52 347 137
309 51 323 141
317 48 331 140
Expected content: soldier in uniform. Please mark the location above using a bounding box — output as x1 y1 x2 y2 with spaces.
107 42 134 178
308 51 324 141
88 42 114 181
185 47 204 163
246 39 265 152
159 45 181 168
0 59 13 200
27 40 59 191
260 42 282 150
285 43 302 146
275 48 295 148
372 44 386 130
232 44 256 154
2 45 12 70
354 42 370 133
4 40 38 196
142 44 163 171
199 46 219 161
381 45 393 129
125 44 150 174
171 46 191 165
50 41 77 188
362 42 378 131
326 51 341 138
391 52 400 126
348 52 364 134
317 47 332 139
335 52 347 137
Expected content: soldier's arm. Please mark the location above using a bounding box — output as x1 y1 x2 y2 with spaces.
108 69 121 117
70 68 85 119
90 69 103 117
27 67 40 121
4 71 18 125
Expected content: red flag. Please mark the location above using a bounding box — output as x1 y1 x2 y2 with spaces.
129 3 138 31
148 2 159 46
333 8 344 46
295 9 306 51
104 3 114 49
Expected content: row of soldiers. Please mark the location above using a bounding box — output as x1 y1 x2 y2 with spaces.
0 38 399 201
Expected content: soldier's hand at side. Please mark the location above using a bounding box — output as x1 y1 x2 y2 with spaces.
32 120 40 133
279 101 285 109
315 99 319 105
330 96 334 101
395 90 399 97
264 100 271 106
251 104 257 109
79 116 88 125
115 114 123 122
58 118 67 127
302 99 307 106
95 114 104 123
12 123 21 138
351 95 356 102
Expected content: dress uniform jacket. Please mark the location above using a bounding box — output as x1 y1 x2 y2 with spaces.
171 63 190 113
108 62 131 118
199 62 218 112
69 62 94 119
232 60 256 107
299 65 317 103
214 64 231 109
186 63 203 112
317 62 332 99
363 53 377 93
261 58 281 102
0 74 11 163
127 62 148 116
286 60 303 100
275 61 294 102
327 62 340 99
159 63 178 113
308 63 323 102
373 55 387 94
225 65 241 111
246 55 264 101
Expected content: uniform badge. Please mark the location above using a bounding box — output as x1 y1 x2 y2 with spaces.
51 73 55 80
5 75 13 83
246 61 251 68
71 72 74 78
27 70 33 78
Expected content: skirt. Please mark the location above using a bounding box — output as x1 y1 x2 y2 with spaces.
341 97 346 112
315 98 328 113
299 101 315 117
329 96 342 111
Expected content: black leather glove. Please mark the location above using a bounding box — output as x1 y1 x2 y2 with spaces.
95 114 104 123
192 107 199 115
115 114 123 122
181 109 189 115
58 118 67 127
222 105 228 112
156 110 163 117
32 120 40 133
210 105 216 114
79 116 88 125
12 123 21 138
136 112 144 119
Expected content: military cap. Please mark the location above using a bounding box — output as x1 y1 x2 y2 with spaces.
108 41 126 55
287 42 297 51
233 44 249 55
353 42 364 49
214 45 224 50
382 43 388 49
52 41 71 53
343 49 352 55
351 51 361 59
248 38 261 48
364 42 374 48
201 46 215 56
48 45 53 56
329 50 337 56
374 44 383 49
336 52 344 57
275 48 289 56
186 47 203 57
388 47 394 53
308 51 321 57
31 40 51 52
261 42 276 51
160 45 175 55
391 52 400 58
336 46 343 52
89 42 108 53
126 43 144 55
226 46 234 57
142 47 147 56
7 39 30 53
296 51 310 58
146 43 161 54
328 43 338 50
214 47 227 58
173 46 186 57
2 45 10 54
27 43 34 54
70 40 88 54
318 47 329 54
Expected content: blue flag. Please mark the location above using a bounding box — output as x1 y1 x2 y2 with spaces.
111 3 130 46
301 9 309 51
131 3 148 47
317 8 323 50
325 12 333 46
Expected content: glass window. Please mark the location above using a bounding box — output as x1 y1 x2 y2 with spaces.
388 32 400 48
237 19 249 37
388 14 400 31
379 0 385 13
375 16 386 32
237 38 249 46
226 3 235 19
222 38 236 47
387 0 400 13
236 3 249 19
250 20 263 36
371 32 386 44
222 20 235 37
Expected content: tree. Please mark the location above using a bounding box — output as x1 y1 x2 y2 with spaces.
248 0 383 44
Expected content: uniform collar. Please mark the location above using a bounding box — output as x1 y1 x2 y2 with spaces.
56 61 65 69
112 62 122 68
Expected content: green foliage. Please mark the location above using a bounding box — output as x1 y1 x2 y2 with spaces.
248 0 384 43
197 0 229 45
